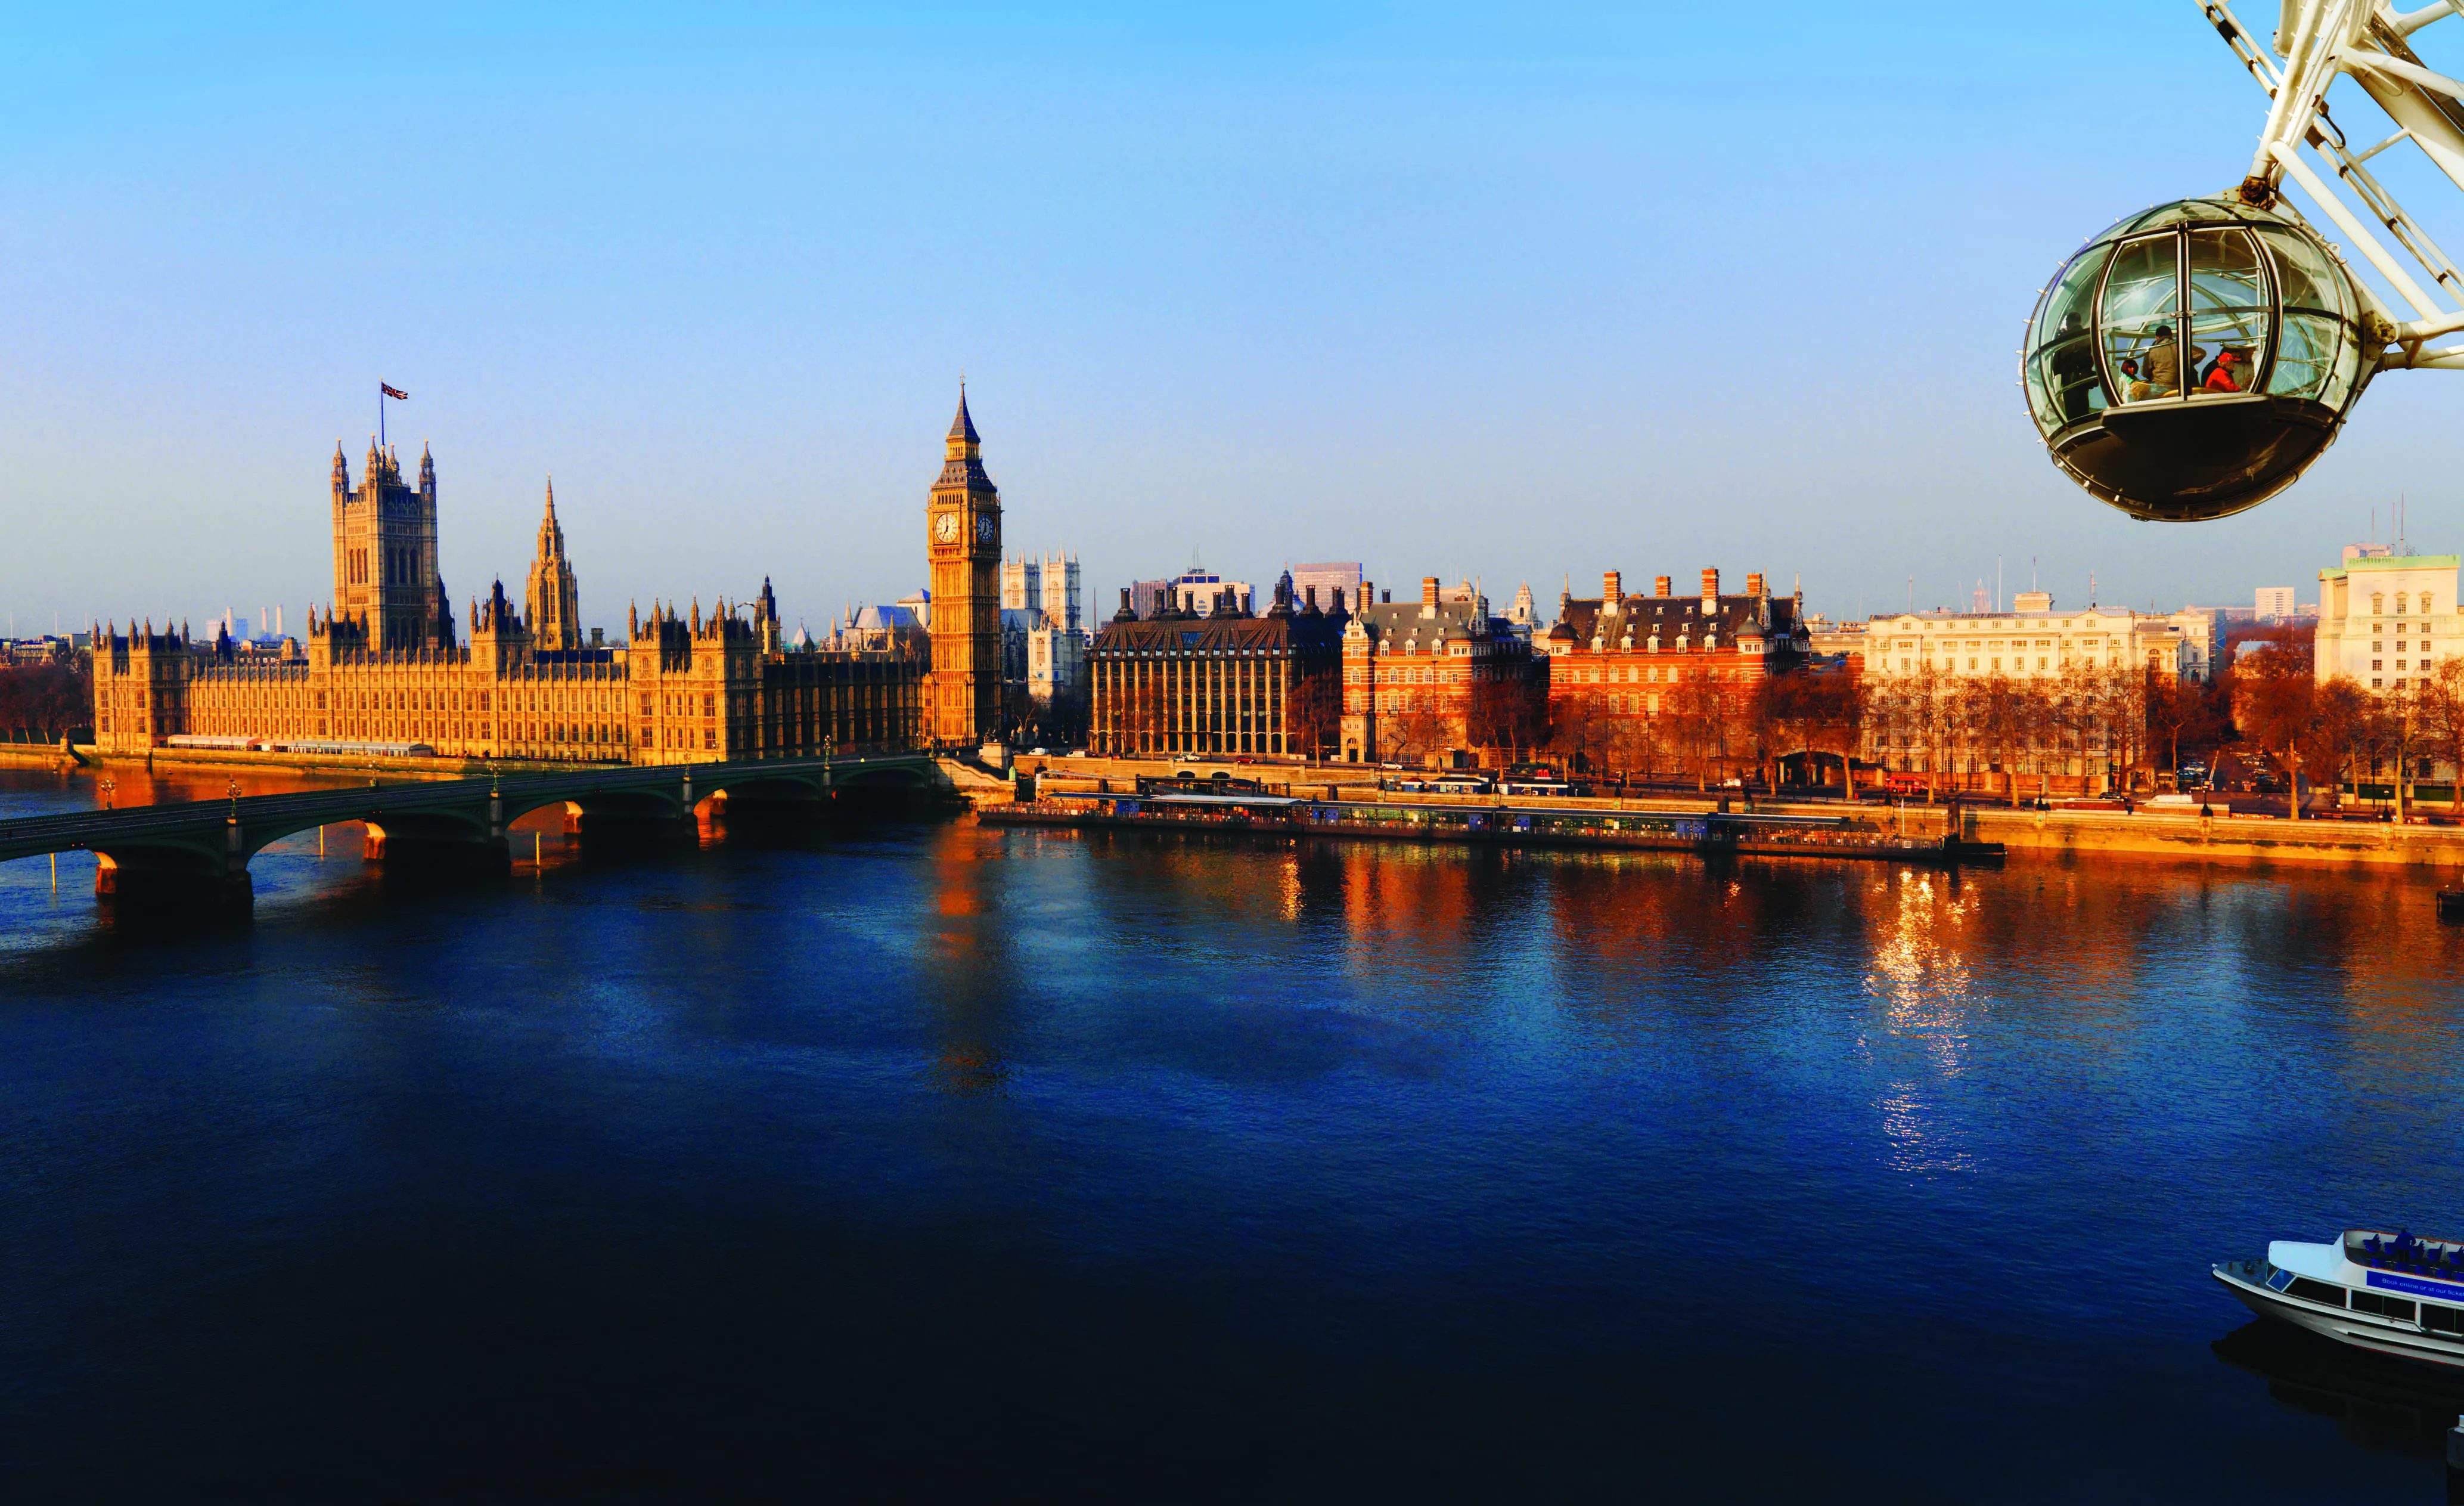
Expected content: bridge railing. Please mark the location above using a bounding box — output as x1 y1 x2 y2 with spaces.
0 752 932 851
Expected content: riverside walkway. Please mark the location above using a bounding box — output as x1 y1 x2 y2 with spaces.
0 752 938 903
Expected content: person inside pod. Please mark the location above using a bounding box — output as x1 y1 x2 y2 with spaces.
2136 323 2203 399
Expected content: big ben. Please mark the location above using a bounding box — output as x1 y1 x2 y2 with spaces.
926 386 1003 748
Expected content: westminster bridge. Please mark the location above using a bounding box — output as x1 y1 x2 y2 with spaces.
0 752 941 904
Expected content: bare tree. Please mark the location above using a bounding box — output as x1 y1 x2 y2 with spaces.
2152 671 2230 781
1465 672 1546 769
2095 662 2154 794
1902 666 1954 791
1284 667 1341 763
1959 671 2032 802
0 662 92 741
1382 692 1449 768
1548 689 1611 776
2235 640 2315 817
2423 657 2464 816
1665 670 1729 789
2048 662 2107 795
2299 676 2368 814
1757 671 1866 794
2364 680 2425 820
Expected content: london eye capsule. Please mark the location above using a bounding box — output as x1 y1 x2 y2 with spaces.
2022 197 2379 522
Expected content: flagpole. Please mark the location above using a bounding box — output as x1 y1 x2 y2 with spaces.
378 381 385 453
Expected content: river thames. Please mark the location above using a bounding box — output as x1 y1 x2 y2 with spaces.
2 766 2460 1502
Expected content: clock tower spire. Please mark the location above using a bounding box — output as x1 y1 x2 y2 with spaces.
926 383 1003 748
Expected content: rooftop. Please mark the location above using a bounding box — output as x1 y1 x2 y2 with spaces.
2321 554 2461 577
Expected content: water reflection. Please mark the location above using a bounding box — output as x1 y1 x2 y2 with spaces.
4 770 2464 1497
926 827 1014 1096
2213 1318 2464 1460
0 759 378 819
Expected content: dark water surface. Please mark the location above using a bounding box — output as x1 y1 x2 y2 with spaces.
4 765 2463 1502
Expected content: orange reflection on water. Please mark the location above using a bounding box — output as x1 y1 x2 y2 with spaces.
925 826 1008 1095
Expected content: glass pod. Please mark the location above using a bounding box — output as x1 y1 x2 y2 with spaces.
2023 197 2376 522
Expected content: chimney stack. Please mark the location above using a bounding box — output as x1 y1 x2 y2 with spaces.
1701 568 1721 604
1654 575 1671 598
1422 577 1440 609
1746 572 1765 598
1602 571 1622 607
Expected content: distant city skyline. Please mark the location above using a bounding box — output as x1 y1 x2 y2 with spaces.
4 3 2456 637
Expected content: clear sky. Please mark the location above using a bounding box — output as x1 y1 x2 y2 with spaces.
4 1 2459 641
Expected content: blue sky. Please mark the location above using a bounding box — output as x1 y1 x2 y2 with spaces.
4 1 2460 640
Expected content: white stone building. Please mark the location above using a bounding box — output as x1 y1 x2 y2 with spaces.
1855 598 2214 682
2316 547 2459 693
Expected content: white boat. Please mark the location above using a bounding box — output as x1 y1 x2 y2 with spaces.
2214 1228 2464 1368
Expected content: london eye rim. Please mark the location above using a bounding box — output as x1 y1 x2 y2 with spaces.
2198 0 2464 357
2025 3 2464 451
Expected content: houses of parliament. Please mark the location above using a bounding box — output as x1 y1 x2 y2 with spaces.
86 399 1014 764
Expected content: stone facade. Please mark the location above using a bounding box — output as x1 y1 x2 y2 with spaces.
330 439 454 651
2316 548 2459 693
524 482 583 652
925 390 1003 747
1001 550 1087 705
1856 604 2202 682
1340 577 1547 766
91 441 929 763
1090 573 1342 758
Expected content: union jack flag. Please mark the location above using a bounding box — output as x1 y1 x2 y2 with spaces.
381 383 408 400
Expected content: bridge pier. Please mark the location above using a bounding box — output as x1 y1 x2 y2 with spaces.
362 800 512 875
94 852 253 909
362 824 512 875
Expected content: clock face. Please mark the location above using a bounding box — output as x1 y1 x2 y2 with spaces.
975 512 997 543
934 512 960 544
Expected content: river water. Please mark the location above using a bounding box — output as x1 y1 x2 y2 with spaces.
2 764 2461 1502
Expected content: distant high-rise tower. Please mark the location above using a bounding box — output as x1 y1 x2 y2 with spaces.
926 387 1002 746
331 438 453 650
525 480 582 650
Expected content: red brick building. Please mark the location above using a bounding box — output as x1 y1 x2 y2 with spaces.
1541 568 1813 769
1339 577 1548 766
